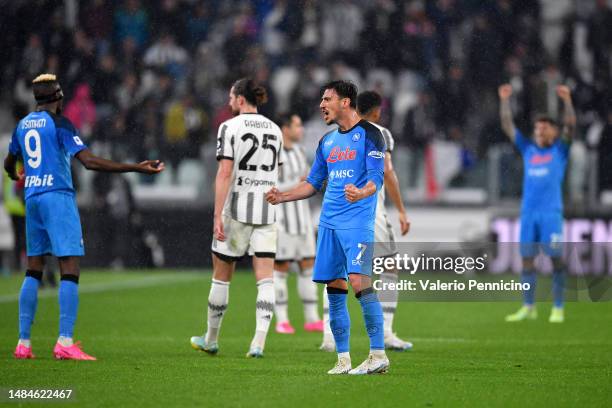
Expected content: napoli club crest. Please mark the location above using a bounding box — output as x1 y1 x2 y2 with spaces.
352 133 360 142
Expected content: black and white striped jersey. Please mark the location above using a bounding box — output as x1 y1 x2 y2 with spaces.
276 144 313 235
216 113 283 225
369 122 394 209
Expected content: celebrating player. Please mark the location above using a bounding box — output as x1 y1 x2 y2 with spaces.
266 80 389 375
273 113 323 335
190 78 283 358
7 74 164 360
498 83 576 323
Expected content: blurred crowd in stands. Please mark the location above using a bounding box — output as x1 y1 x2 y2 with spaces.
0 0 611 202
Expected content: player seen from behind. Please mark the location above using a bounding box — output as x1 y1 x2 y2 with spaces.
190 78 283 358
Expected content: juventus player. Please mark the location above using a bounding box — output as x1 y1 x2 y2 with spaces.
320 91 413 352
273 113 323 335
190 78 283 358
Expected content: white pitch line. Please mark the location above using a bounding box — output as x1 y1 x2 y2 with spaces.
0 274 203 304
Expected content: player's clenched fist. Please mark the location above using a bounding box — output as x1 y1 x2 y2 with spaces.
265 187 282 205
498 84 512 100
556 85 571 102
137 160 165 174
344 184 363 203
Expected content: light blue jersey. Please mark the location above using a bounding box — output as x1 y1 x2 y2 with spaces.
9 110 87 200
8 110 87 257
306 120 386 231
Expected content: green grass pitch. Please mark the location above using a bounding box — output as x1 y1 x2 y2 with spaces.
1 270 611 407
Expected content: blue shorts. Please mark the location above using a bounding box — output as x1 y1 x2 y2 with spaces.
519 211 563 258
313 226 374 283
26 191 85 257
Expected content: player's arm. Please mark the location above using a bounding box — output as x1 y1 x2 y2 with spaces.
345 128 385 203
3 153 21 181
557 85 576 143
213 159 233 241
383 152 410 235
75 149 164 174
498 84 516 142
267 138 326 205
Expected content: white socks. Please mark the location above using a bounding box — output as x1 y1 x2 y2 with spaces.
18 339 31 348
58 336 73 347
297 267 320 323
251 278 275 350
322 286 333 341
381 272 398 334
273 270 289 323
205 279 230 344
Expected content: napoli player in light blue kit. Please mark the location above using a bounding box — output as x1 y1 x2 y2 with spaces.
498 84 576 323
266 81 389 374
5 74 164 360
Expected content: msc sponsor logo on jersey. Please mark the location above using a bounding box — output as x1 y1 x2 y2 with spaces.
327 147 356 163
237 176 275 187
21 119 47 129
328 169 354 180
527 167 550 177
367 150 384 159
25 174 55 188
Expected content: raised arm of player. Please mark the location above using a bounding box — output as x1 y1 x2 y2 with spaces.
75 149 164 174
498 84 516 142
383 153 410 235
557 85 576 143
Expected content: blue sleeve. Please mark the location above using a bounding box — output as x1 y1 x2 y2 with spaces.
514 129 531 155
8 125 21 156
306 139 328 191
57 117 87 157
556 138 571 159
365 128 386 191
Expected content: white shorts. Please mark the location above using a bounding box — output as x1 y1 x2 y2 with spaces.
275 229 316 262
374 209 397 258
211 215 277 260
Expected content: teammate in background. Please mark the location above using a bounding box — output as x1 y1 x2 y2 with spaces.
6 74 164 360
190 78 283 358
266 80 390 375
273 113 323 335
498 84 576 323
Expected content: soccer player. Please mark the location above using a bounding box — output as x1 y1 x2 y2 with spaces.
190 78 283 358
273 113 323 335
320 90 413 352
266 80 390 375
498 83 576 323
6 74 164 360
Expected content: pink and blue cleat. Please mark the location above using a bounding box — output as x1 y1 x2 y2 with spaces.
53 341 96 361
304 320 324 333
14 344 35 359
275 321 295 334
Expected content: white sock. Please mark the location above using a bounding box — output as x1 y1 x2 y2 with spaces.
338 351 351 361
322 286 333 341
297 267 320 323
381 272 398 334
205 279 230 344
371 349 386 358
18 339 31 348
251 278 274 350
273 270 289 323
58 336 73 347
